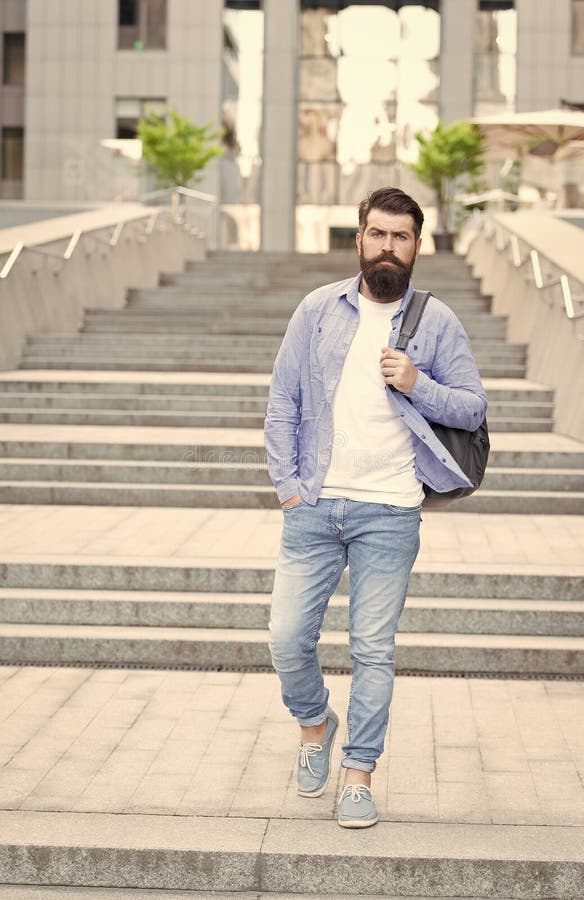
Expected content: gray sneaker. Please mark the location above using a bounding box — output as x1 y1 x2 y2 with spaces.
296 707 339 797
337 784 379 828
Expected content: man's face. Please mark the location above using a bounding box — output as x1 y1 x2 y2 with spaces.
356 210 421 302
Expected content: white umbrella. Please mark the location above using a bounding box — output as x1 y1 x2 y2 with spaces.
472 109 584 160
454 188 523 207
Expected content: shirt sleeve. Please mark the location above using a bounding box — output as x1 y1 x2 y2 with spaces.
264 301 307 503
406 305 488 432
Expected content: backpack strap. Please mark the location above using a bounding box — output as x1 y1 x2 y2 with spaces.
395 290 432 352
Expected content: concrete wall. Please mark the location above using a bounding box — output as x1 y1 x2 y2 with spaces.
260 0 298 253
516 0 584 110
439 0 476 124
0 203 205 370
24 0 223 203
466 212 584 442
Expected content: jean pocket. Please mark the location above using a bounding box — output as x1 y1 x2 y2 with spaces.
384 503 422 516
282 499 304 511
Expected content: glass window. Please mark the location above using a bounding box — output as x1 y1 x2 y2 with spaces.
573 0 584 53
3 33 25 86
118 0 166 50
296 1 440 253
119 0 137 26
1 127 24 180
473 6 517 115
115 97 166 138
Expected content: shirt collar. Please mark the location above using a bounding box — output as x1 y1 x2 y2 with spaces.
341 274 414 317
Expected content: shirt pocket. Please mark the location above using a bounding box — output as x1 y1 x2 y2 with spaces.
313 313 352 379
403 331 435 376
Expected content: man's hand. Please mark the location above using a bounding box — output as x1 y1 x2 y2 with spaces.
380 347 418 393
281 494 303 508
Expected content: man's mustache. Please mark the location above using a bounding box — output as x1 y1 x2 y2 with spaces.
371 252 408 270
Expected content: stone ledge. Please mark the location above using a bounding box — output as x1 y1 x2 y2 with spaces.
0 812 582 897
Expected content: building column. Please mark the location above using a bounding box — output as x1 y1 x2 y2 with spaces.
439 0 476 123
260 0 299 252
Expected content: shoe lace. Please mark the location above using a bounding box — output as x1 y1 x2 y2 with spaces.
343 784 370 803
299 741 323 776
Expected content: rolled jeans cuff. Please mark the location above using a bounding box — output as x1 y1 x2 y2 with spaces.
297 709 328 728
341 758 377 774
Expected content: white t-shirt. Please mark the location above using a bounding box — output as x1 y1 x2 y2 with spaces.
320 292 424 506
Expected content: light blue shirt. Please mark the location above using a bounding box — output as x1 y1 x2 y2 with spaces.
264 273 488 505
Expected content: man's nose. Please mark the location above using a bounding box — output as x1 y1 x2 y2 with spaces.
382 235 395 253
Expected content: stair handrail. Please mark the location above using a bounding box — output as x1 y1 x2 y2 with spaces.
466 211 584 321
0 205 193 282
140 186 216 204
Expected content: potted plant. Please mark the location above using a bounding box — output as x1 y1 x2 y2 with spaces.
409 120 485 252
137 107 223 212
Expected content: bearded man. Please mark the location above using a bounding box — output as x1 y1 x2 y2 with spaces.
264 187 487 828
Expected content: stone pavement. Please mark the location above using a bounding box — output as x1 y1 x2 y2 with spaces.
0 503 582 569
0 666 583 826
0 893 480 900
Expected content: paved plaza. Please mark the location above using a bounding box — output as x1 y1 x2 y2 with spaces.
0 665 583 826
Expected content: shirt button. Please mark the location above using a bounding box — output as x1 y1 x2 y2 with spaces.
421 434 426 439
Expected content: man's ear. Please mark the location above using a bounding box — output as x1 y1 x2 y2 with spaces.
415 237 422 256
355 231 362 253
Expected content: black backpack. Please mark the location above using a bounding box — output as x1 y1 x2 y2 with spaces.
395 290 490 509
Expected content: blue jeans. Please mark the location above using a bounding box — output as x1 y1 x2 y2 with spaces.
269 497 421 773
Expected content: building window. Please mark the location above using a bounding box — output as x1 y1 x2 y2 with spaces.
115 97 166 138
295 1 440 253
1 127 24 180
3 33 25 86
573 0 584 53
473 5 516 115
118 0 166 50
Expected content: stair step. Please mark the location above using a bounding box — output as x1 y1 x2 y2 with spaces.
0 393 269 411
457 489 584 515
1 561 580 600
18 361 529 378
0 481 580 513
0 410 267 428
0 811 580 898
0 623 582 674
0 411 552 433
1 589 581 635
0 436 580 468
0 460 580 491
0 394 553 420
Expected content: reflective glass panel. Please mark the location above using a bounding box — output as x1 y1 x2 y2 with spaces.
473 6 517 115
297 1 440 252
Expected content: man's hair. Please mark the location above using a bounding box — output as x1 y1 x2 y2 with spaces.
358 187 424 240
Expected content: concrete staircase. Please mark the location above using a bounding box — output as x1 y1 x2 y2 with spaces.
18 252 524 375
0 250 583 678
0 251 582 518
1 250 584 898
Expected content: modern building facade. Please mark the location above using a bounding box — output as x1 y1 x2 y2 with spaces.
0 0 583 250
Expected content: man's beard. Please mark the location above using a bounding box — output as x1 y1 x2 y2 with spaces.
360 249 415 301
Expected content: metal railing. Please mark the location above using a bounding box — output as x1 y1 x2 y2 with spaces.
465 211 584 321
140 186 217 239
0 202 199 282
